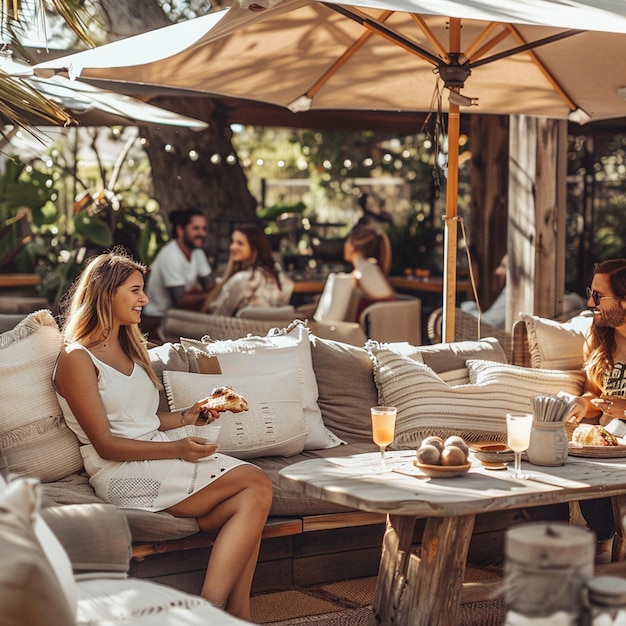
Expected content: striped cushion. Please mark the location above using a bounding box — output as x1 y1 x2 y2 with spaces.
369 345 585 447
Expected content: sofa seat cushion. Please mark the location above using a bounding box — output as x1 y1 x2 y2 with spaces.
41 473 199 542
251 442 378 516
0 310 83 481
368 342 586 446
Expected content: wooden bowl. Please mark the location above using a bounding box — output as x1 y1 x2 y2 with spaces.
471 442 514 465
413 460 471 477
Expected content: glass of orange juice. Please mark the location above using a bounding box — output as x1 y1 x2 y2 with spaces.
371 406 397 472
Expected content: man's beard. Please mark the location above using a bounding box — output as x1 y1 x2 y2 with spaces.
183 233 203 249
594 303 626 327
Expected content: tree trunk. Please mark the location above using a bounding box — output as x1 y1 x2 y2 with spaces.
97 0 258 258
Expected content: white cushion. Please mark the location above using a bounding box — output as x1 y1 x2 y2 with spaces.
0 310 82 481
0 476 77 622
182 322 341 450
163 369 308 459
368 345 585 447
520 312 592 370
76 577 253 625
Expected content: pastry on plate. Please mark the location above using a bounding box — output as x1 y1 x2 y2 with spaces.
571 423 619 447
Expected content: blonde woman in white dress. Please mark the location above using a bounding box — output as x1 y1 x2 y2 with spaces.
53 249 272 621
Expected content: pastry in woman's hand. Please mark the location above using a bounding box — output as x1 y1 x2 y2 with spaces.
200 386 249 420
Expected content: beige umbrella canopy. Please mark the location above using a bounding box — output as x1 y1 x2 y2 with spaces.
33 0 626 339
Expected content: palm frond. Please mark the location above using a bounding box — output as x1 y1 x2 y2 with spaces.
48 0 94 47
0 1 93 134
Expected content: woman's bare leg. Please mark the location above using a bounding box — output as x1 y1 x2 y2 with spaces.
166 465 272 619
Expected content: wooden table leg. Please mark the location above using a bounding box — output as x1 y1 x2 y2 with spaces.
611 494 626 561
370 514 417 625
370 513 476 626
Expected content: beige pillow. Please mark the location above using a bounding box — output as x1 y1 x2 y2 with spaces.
369 345 585 447
163 369 308 458
521 313 592 370
182 322 340 450
0 310 82 481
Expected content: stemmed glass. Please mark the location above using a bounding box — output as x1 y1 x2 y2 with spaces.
506 413 533 479
371 406 397 472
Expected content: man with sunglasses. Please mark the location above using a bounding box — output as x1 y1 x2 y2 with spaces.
567 258 626 557
568 260 626 425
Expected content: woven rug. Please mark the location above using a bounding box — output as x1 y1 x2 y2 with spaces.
251 566 506 625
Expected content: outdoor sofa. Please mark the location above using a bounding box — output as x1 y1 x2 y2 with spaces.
0 307 593 599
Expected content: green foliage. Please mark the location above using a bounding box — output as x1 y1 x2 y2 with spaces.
257 200 306 221
386 212 442 275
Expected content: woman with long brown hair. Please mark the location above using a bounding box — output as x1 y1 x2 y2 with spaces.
203 223 293 316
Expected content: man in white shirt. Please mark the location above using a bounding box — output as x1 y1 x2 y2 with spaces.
141 208 214 341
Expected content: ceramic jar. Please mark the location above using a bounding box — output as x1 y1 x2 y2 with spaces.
527 419 569 466
504 522 595 625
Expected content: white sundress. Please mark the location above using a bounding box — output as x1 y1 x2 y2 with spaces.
53 345 249 512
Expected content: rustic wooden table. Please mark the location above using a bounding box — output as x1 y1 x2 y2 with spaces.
279 450 626 626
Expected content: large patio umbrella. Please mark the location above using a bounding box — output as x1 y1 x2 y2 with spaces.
33 0 626 340
3 56 208 129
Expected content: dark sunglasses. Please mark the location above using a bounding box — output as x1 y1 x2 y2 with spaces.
586 287 621 306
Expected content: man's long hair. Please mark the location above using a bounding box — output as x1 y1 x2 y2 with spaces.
586 258 626 389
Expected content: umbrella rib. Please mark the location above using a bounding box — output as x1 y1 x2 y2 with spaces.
471 29 581 68
473 27 581 111
323 2 441 66
306 10 394 99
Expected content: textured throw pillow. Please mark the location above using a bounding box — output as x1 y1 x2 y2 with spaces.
309 335 378 443
368 345 585 447
466 359 585 395
0 310 82 481
182 321 341 450
521 312 592 370
148 341 198 412
163 369 308 458
0 476 77 625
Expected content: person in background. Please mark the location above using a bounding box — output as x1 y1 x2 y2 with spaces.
202 223 294 316
566 258 626 557
461 254 508 329
343 224 395 316
53 250 272 620
142 208 214 342
462 253 586 329
312 224 395 323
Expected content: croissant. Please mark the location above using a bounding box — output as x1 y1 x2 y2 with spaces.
571 423 618 447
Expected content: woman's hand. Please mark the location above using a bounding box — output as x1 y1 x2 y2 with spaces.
591 396 626 420
566 396 590 424
181 400 219 425
173 437 219 462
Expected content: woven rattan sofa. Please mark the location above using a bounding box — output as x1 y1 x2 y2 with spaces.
1 307 591 600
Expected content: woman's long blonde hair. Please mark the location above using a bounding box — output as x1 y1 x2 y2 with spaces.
59 248 161 388
586 258 626 390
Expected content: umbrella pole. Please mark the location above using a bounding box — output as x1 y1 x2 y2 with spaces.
442 20 462 344
442 102 460 343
